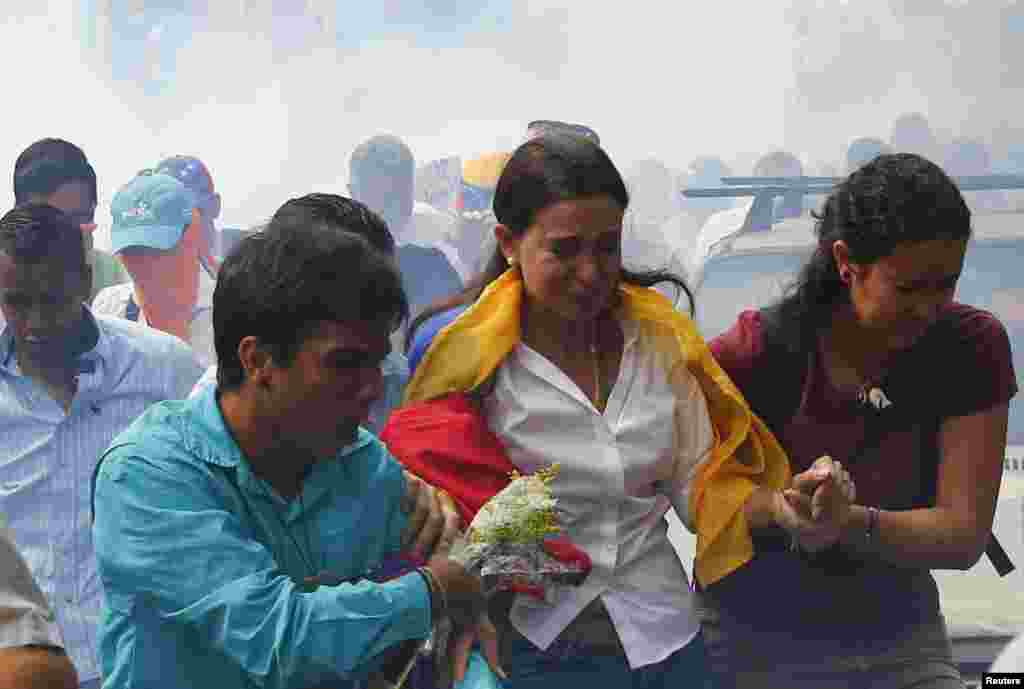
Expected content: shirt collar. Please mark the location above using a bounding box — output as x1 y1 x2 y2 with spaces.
0 304 107 374
182 383 376 471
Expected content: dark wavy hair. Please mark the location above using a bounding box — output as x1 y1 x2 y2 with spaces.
214 195 408 391
773 153 971 349
406 134 694 350
13 138 98 205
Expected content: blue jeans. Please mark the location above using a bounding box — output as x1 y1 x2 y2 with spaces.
497 631 715 689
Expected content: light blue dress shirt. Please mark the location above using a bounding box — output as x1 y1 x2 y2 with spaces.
0 308 205 684
92 385 433 689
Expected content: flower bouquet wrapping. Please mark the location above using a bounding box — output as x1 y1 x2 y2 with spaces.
376 465 591 689
445 464 590 600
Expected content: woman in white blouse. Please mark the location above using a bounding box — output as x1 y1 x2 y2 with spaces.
393 135 823 689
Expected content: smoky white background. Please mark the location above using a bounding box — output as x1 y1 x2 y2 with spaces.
0 0 1019 248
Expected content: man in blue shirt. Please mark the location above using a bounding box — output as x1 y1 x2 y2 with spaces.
92 195 500 688
0 204 205 689
188 194 411 436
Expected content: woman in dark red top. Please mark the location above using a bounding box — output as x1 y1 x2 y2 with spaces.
703 153 1016 689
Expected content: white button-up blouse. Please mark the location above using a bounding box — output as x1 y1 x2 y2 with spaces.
483 318 715 669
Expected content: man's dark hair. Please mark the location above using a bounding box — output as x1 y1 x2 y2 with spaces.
269 193 396 256
214 195 409 391
0 203 88 276
13 138 98 205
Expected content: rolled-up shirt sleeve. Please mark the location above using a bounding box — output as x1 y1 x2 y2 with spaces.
665 364 716 533
0 526 63 651
93 452 432 688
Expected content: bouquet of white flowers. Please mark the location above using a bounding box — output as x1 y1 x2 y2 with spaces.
386 464 590 689
446 464 589 599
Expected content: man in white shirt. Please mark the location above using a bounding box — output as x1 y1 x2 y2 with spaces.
0 523 77 689
349 135 464 317
92 171 215 368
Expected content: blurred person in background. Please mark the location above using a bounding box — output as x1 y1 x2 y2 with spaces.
349 135 463 318
993 142 1024 211
679 156 735 229
622 159 683 268
454 152 511 280
994 142 1024 175
753 150 807 220
681 151 810 287
190 193 411 436
890 112 941 162
0 204 203 689
942 137 1009 213
620 159 696 307
154 154 223 276
92 171 215 368
846 137 892 174
0 523 78 689
13 138 130 302
91 195 491 689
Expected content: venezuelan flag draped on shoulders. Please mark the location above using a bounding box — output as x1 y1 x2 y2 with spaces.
379 269 790 587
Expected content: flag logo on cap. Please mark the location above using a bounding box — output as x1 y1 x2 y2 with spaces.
122 203 153 220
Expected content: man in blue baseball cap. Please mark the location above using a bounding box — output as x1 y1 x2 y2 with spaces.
92 171 215 368
154 155 222 275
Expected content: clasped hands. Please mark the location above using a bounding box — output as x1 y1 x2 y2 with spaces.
773 456 857 553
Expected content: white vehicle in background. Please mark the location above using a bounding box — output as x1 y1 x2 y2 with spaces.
669 174 1024 683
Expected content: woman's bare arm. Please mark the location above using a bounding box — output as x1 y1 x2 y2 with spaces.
838 403 1009 569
